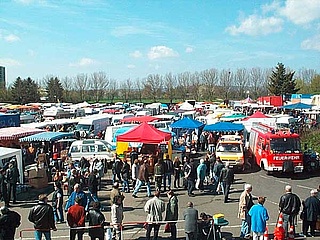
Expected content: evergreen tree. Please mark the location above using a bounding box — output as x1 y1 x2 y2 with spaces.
268 63 299 97
11 77 40 104
46 76 64 102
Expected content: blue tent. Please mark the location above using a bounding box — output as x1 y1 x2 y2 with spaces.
19 132 74 142
203 122 244 132
280 102 313 110
170 117 205 129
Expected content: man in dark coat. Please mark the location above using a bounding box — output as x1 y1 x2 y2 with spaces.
219 162 235 203
28 194 57 240
184 159 197 197
302 189 320 237
278 185 301 238
165 190 179 240
0 206 21 240
6 161 20 204
183 201 198 240
86 201 105 240
0 168 9 207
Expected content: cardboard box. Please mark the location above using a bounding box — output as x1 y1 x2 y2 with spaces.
37 153 47 163
28 177 48 189
28 168 47 179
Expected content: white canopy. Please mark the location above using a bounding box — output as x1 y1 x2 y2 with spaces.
0 147 23 183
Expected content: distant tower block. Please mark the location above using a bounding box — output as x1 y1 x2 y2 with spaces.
0 66 5 89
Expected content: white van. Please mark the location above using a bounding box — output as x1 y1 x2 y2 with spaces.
111 113 134 125
75 115 112 138
68 139 114 162
104 124 138 145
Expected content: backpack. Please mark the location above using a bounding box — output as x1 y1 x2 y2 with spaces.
154 164 163 176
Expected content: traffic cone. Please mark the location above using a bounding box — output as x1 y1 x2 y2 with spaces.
288 225 295 240
277 213 283 227
264 226 269 240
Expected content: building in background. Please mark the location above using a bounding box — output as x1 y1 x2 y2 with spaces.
0 66 5 89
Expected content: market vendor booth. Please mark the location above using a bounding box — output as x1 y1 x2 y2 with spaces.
116 122 172 172
0 147 23 183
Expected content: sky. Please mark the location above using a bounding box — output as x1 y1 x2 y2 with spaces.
0 0 319 85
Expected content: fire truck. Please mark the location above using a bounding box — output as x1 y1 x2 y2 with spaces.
248 123 303 174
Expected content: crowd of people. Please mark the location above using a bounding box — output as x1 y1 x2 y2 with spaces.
2 147 320 240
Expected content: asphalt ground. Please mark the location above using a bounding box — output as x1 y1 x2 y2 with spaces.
4 157 320 240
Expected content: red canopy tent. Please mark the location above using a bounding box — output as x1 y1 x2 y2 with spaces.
120 115 158 123
116 122 171 144
243 111 270 121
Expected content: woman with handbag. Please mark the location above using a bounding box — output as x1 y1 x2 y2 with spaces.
165 190 179 240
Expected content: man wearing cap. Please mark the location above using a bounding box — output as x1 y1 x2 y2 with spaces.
0 206 21 240
248 196 269 240
28 194 57 240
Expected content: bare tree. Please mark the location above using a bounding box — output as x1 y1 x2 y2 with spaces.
107 79 118 103
219 70 233 100
189 72 202 100
75 73 89 101
90 71 109 102
135 78 143 103
143 74 163 102
200 68 218 101
61 76 75 102
163 73 177 104
177 72 191 100
234 68 249 99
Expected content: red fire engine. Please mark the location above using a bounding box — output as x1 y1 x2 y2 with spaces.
248 123 303 174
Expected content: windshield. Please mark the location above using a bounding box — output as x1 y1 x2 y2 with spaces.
216 143 242 153
75 124 91 131
270 138 301 153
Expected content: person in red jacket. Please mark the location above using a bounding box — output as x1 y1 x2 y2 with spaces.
67 197 85 240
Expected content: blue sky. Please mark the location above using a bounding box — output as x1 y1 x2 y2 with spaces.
0 0 319 85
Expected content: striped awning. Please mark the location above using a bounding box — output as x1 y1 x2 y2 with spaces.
19 131 74 142
0 127 45 141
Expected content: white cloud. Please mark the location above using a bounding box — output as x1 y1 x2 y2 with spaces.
69 58 97 67
0 58 21 66
301 34 320 51
226 15 283 36
130 50 142 58
111 26 151 37
262 1 281 14
147 46 179 60
127 64 135 69
185 47 193 53
4 34 20 42
279 0 320 25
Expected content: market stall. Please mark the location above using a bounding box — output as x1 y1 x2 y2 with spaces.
0 147 23 183
116 122 172 170
0 126 44 147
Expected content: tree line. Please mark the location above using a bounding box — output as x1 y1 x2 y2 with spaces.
0 63 319 105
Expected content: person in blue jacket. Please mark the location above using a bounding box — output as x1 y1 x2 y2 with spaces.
248 196 269 240
65 183 88 212
196 159 207 192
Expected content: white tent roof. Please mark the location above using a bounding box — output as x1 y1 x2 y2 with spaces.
0 147 24 183
179 102 194 111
